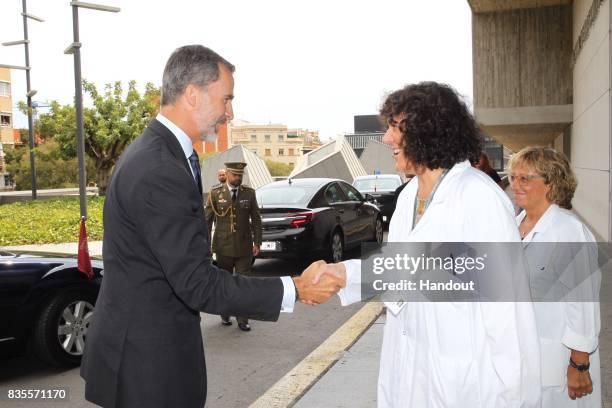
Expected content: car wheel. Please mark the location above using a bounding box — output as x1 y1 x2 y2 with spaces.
329 230 344 263
373 217 384 245
31 288 97 367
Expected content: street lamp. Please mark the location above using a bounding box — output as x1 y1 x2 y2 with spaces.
2 0 44 199
65 1 120 219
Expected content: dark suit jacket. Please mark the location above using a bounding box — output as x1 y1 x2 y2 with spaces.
80 119 284 408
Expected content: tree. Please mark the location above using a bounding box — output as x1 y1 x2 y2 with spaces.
33 80 160 195
5 138 95 190
265 160 293 176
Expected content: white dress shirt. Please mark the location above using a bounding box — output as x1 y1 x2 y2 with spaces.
155 113 296 312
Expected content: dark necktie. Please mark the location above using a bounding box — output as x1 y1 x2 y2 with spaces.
188 150 202 195
231 188 237 202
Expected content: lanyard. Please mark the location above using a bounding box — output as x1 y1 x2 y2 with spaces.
412 169 449 230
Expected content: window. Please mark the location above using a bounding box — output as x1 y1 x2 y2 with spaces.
278 134 284 142
250 134 257 142
353 177 401 191
339 182 364 202
0 114 11 127
264 135 271 143
289 148 295 156
0 82 10 97
325 183 346 204
256 185 318 206
265 149 271 156
278 149 284 156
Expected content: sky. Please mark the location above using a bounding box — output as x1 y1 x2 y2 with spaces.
1 0 473 140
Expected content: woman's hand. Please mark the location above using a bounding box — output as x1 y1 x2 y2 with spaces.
567 350 593 400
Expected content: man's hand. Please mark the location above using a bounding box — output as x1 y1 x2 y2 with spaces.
252 245 260 257
293 260 344 305
310 261 346 285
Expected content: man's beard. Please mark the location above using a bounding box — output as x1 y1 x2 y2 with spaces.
200 117 227 142
201 131 217 142
200 123 218 142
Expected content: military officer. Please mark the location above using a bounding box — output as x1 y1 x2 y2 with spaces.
205 162 262 331
217 168 227 183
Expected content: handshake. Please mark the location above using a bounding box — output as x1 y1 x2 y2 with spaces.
292 260 347 305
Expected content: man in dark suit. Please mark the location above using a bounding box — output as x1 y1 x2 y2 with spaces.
81 45 342 408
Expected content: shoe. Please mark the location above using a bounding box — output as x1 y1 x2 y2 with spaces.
238 323 251 332
221 317 232 326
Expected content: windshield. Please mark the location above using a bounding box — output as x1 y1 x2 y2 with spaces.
353 178 401 191
257 185 318 206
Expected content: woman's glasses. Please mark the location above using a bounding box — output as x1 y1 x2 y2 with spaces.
509 174 544 186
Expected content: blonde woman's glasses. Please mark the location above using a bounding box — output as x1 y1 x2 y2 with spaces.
509 174 544 186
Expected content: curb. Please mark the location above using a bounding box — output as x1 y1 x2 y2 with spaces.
1 241 103 257
250 302 384 408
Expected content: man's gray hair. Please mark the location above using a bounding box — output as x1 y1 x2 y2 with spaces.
161 45 235 106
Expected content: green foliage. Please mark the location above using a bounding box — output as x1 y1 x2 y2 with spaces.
0 197 104 245
265 160 293 176
5 139 95 190
33 80 161 195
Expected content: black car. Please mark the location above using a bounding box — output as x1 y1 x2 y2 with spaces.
0 251 103 367
352 175 403 224
256 178 383 262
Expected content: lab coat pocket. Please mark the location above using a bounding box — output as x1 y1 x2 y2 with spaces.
539 338 567 387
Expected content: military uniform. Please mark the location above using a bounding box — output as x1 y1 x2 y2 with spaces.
205 162 262 330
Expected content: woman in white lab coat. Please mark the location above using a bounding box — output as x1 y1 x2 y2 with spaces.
311 82 541 407
509 147 600 407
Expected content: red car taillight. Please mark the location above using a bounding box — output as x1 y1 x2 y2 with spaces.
288 212 315 228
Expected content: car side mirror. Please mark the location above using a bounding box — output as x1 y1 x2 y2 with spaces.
364 193 374 202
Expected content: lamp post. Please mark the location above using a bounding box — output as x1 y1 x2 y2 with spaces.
64 1 120 219
1 0 44 199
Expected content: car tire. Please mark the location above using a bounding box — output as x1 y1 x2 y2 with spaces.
329 230 344 263
31 287 97 367
373 216 384 245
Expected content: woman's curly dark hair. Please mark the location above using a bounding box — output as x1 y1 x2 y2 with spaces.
380 82 482 170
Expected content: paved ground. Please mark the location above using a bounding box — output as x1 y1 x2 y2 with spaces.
294 315 384 408
0 188 98 204
2 241 104 257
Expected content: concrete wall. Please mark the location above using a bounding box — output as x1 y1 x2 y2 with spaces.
471 4 574 150
571 0 610 241
290 137 366 183
359 139 401 176
473 5 572 108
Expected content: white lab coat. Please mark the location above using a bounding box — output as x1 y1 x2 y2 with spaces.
339 161 542 407
518 204 601 407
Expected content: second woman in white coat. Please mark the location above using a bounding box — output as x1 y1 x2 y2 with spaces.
510 147 600 407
